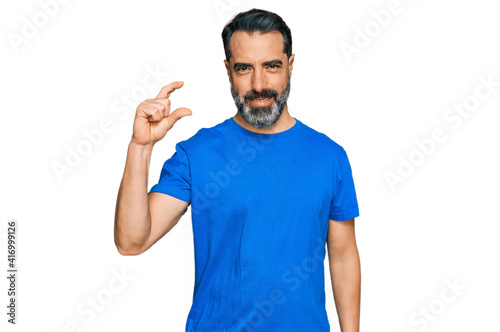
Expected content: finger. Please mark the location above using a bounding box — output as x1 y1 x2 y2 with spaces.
154 107 192 136
167 107 192 124
155 81 184 99
138 100 169 122
146 99 171 115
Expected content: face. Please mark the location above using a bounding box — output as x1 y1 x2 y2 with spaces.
225 31 294 128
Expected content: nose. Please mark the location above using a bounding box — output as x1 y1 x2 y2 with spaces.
251 69 266 93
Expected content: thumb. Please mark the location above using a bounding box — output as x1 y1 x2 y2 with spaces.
169 107 192 124
156 107 192 134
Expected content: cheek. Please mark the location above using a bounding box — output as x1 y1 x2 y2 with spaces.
268 73 288 91
233 80 251 96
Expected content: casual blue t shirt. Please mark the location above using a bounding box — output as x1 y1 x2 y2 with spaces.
149 116 359 332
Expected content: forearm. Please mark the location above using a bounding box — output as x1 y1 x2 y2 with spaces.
114 139 154 254
329 247 361 332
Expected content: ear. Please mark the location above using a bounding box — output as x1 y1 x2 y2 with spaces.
224 59 230 76
287 54 295 78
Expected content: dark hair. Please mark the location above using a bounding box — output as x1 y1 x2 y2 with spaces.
221 8 292 61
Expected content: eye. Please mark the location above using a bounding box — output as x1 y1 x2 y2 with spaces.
236 67 249 72
266 64 281 71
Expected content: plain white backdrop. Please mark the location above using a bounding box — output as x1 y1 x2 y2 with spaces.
1 0 499 331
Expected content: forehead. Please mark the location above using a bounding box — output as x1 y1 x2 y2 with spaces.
229 30 285 63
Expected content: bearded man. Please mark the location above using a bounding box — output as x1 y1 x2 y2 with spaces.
114 8 361 332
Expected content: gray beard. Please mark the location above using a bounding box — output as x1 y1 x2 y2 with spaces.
230 77 291 129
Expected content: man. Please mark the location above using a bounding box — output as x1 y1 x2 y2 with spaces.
114 8 360 332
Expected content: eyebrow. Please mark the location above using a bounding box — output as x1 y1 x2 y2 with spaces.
263 59 283 67
233 59 284 69
233 62 252 69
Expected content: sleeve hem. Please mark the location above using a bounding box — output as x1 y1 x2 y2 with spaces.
149 186 191 204
329 209 359 221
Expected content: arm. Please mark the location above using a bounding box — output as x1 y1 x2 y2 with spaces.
114 81 192 256
114 140 189 255
327 218 361 332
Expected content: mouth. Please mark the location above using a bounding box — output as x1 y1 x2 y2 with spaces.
248 97 272 103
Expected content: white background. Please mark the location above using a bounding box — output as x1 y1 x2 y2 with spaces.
1 0 499 331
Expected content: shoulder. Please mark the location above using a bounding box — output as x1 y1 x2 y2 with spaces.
176 118 231 151
298 119 347 158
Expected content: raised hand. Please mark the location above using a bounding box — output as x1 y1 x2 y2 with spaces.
132 81 192 146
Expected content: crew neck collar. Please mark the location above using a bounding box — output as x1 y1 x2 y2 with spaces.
228 117 302 140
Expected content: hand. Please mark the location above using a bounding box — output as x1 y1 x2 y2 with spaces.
132 81 192 146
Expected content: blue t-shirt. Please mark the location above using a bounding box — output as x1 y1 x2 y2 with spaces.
149 117 359 332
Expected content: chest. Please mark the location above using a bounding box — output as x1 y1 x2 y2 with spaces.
190 142 333 220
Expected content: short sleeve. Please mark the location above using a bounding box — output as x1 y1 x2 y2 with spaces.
329 150 359 221
149 143 191 204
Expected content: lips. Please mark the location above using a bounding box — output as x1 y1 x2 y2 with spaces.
250 97 271 102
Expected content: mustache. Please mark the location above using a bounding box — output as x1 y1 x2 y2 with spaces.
242 89 279 101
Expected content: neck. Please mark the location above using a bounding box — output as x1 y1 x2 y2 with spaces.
233 105 296 134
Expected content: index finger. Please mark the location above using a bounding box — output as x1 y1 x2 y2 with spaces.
155 81 184 99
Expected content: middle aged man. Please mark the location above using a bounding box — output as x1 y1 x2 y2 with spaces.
114 8 361 332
